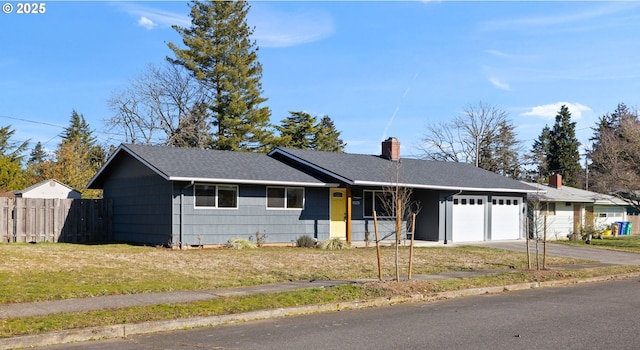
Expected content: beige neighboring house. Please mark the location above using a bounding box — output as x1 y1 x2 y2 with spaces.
15 179 81 199
526 174 629 240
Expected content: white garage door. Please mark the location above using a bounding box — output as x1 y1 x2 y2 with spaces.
490 197 521 240
452 196 485 242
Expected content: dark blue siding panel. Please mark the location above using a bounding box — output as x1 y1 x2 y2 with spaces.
103 155 172 245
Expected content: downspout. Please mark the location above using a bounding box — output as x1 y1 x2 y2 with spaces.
180 181 195 250
444 190 463 245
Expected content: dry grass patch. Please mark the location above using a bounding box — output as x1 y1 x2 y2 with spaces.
0 243 589 303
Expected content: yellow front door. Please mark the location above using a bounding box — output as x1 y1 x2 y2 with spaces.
330 189 347 239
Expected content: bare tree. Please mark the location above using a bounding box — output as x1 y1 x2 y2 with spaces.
588 111 640 211
107 63 210 147
375 160 421 281
421 102 522 178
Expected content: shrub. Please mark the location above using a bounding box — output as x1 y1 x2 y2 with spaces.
296 235 316 248
252 231 268 247
318 237 350 250
225 238 257 250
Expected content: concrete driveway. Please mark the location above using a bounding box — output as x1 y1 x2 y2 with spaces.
464 240 640 265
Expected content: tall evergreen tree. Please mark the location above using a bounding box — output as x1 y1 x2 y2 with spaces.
481 120 521 178
313 115 346 152
42 111 105 198
275 111 317 149
529 125 552 182
168 0 273 152
28 142 47 164
274 112 345 152
26 141 49 183
547 105 582 187
61 110 105 172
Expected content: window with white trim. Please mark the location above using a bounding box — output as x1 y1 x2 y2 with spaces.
267 187 304 209
363 190 394 217
194 184 238 208
540 202 556 216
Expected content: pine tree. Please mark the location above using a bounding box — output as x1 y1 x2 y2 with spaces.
168 0 272 152
548 105 582 187
484 120 521 178
60 110 105 172
28 142 47 164
274 112 346 152
529 125 552 182
43 111 105 198
313 115 346 152
25 141 50 183
275 111 317 149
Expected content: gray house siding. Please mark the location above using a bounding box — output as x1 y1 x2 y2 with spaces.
171 184 331 246
413 190 440 241
102 155 173 245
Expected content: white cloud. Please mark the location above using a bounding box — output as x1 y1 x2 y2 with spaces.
485 49 510 58
522 102 592 120
489 77 510 91
138 16 156 30
480 3 635 32
114 3 190 29
249 6 334 47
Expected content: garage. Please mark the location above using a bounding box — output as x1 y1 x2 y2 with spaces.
490 197 521 240
452 196 486 242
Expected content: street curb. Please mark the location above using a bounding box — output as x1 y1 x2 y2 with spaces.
2 272 640 350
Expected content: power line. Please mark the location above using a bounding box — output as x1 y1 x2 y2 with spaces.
0 114 127 147
0 115 66 129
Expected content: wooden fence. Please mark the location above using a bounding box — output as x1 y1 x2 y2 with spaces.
0 197 112 243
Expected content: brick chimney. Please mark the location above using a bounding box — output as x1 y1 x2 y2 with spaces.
549 174 562 189
381 137 400 161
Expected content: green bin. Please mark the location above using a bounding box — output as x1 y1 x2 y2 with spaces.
625 222 633 235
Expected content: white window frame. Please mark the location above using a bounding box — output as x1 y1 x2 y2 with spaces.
194 184 238 209
266 186 305 210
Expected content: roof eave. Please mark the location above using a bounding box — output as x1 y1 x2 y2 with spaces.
169 176 338 188
353 180 537 193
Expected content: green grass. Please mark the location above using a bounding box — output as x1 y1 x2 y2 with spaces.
0 242 634 338
553 236 640 253
2 265 640 338
0 285 378 338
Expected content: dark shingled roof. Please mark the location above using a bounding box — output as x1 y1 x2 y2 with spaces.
270 147 537 193
88 144 330 188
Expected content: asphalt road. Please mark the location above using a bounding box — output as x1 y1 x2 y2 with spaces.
40 278 640 350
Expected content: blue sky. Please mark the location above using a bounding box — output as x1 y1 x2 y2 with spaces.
2 1 640 159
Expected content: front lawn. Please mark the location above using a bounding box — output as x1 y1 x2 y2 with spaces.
2 242 640 338
0 242 585 303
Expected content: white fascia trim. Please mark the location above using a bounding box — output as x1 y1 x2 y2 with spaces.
169 177 338 188
269 149 354 185
353 180 539 193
